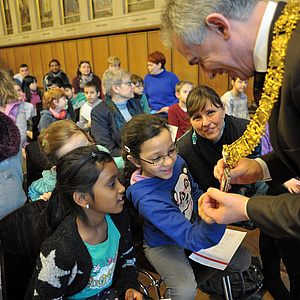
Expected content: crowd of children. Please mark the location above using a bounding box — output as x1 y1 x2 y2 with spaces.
2 50 296 300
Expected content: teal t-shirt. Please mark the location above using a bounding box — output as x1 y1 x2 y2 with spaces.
69 215 121 299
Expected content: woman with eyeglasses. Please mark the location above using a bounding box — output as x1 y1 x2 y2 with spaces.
121 114 227 300
91 69 143 157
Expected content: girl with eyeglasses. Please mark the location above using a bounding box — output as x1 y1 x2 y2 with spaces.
121 114 226 300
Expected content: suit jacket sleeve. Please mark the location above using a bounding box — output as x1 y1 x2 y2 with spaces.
90 103 121 157
247 193 300 238
260 150 295 188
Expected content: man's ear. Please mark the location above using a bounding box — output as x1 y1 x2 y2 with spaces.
97 91 100 98
206 13 231 40
73 192 88 209
127 155 141 168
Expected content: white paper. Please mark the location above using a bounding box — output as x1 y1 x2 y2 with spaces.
189 229 247 270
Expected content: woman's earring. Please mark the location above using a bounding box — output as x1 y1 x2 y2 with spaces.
86 204 89 209
192 130 198 145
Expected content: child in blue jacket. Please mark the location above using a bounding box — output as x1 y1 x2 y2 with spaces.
122 114 251 300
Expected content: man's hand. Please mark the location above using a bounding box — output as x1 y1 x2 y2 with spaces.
214 158 263 184
201 188 250 224
125 288 144 300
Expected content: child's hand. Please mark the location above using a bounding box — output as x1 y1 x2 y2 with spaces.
39 192 52 201
125 288 144 300
87 121 91 128
198 194 215 224
156 106 169 114
284 178 300 194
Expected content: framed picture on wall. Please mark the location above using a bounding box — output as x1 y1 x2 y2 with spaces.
38 0 53 28
125 0 154 13
2 0 13 34
18 0 31 31
62 0 80 24
92 0 113 19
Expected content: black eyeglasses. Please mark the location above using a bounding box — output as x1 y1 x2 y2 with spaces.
139 146 178 166
115 80 132 86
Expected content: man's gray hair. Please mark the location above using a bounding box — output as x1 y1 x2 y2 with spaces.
102 69 131 97
161 0 259 48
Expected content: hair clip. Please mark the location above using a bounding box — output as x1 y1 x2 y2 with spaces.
125 145 130 153
91 152 98 158
42 134 48 147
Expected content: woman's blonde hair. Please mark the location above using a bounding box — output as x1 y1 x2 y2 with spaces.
0 69 17 106
38 119 94 166
43 87 65 110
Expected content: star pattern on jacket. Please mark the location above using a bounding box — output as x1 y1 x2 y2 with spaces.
37 250 70 288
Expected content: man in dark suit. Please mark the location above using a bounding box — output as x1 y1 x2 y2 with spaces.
161 0 300 238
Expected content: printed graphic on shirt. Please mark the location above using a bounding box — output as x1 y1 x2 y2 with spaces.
171 164 196 223
88 253 117 291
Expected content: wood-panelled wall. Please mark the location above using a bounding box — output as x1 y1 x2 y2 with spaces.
0 29 254 101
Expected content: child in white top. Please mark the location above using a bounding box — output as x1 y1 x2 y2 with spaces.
79 81 102 131
221 77 250 120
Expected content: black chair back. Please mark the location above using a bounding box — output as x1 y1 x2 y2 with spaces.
0 201 49 299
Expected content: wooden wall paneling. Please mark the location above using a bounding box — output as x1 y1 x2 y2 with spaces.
0 48 8 68
199 69 229 98
172 48 198 86
40 43 53 79
244 76 254 102
51 42 66 72
91 36 109 79
108 34 128 71
147 30 172 72
127 32 148 78
63 40 79 81
21 46 32 71
77 38 93 69
13 47 24 71
6 48 16 73
30 45 44 87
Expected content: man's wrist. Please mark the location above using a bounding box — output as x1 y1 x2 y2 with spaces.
255 157 272 181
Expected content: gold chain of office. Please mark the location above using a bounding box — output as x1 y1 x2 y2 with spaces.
222 1 300 169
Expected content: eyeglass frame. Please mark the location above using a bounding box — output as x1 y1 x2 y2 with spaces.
138 145 178 166
115 80 132 86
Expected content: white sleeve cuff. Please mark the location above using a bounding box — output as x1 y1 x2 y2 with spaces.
255 157 272 181
245 198 250 220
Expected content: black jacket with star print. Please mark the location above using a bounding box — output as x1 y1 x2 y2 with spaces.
25 210 139 299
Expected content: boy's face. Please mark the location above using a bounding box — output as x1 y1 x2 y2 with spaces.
133 81 144 95
20 67 29 78
65 87 74 100
176 84 193 104
232 78 248 94
84 87 100 104
108 64 120 70
54 96 68 112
